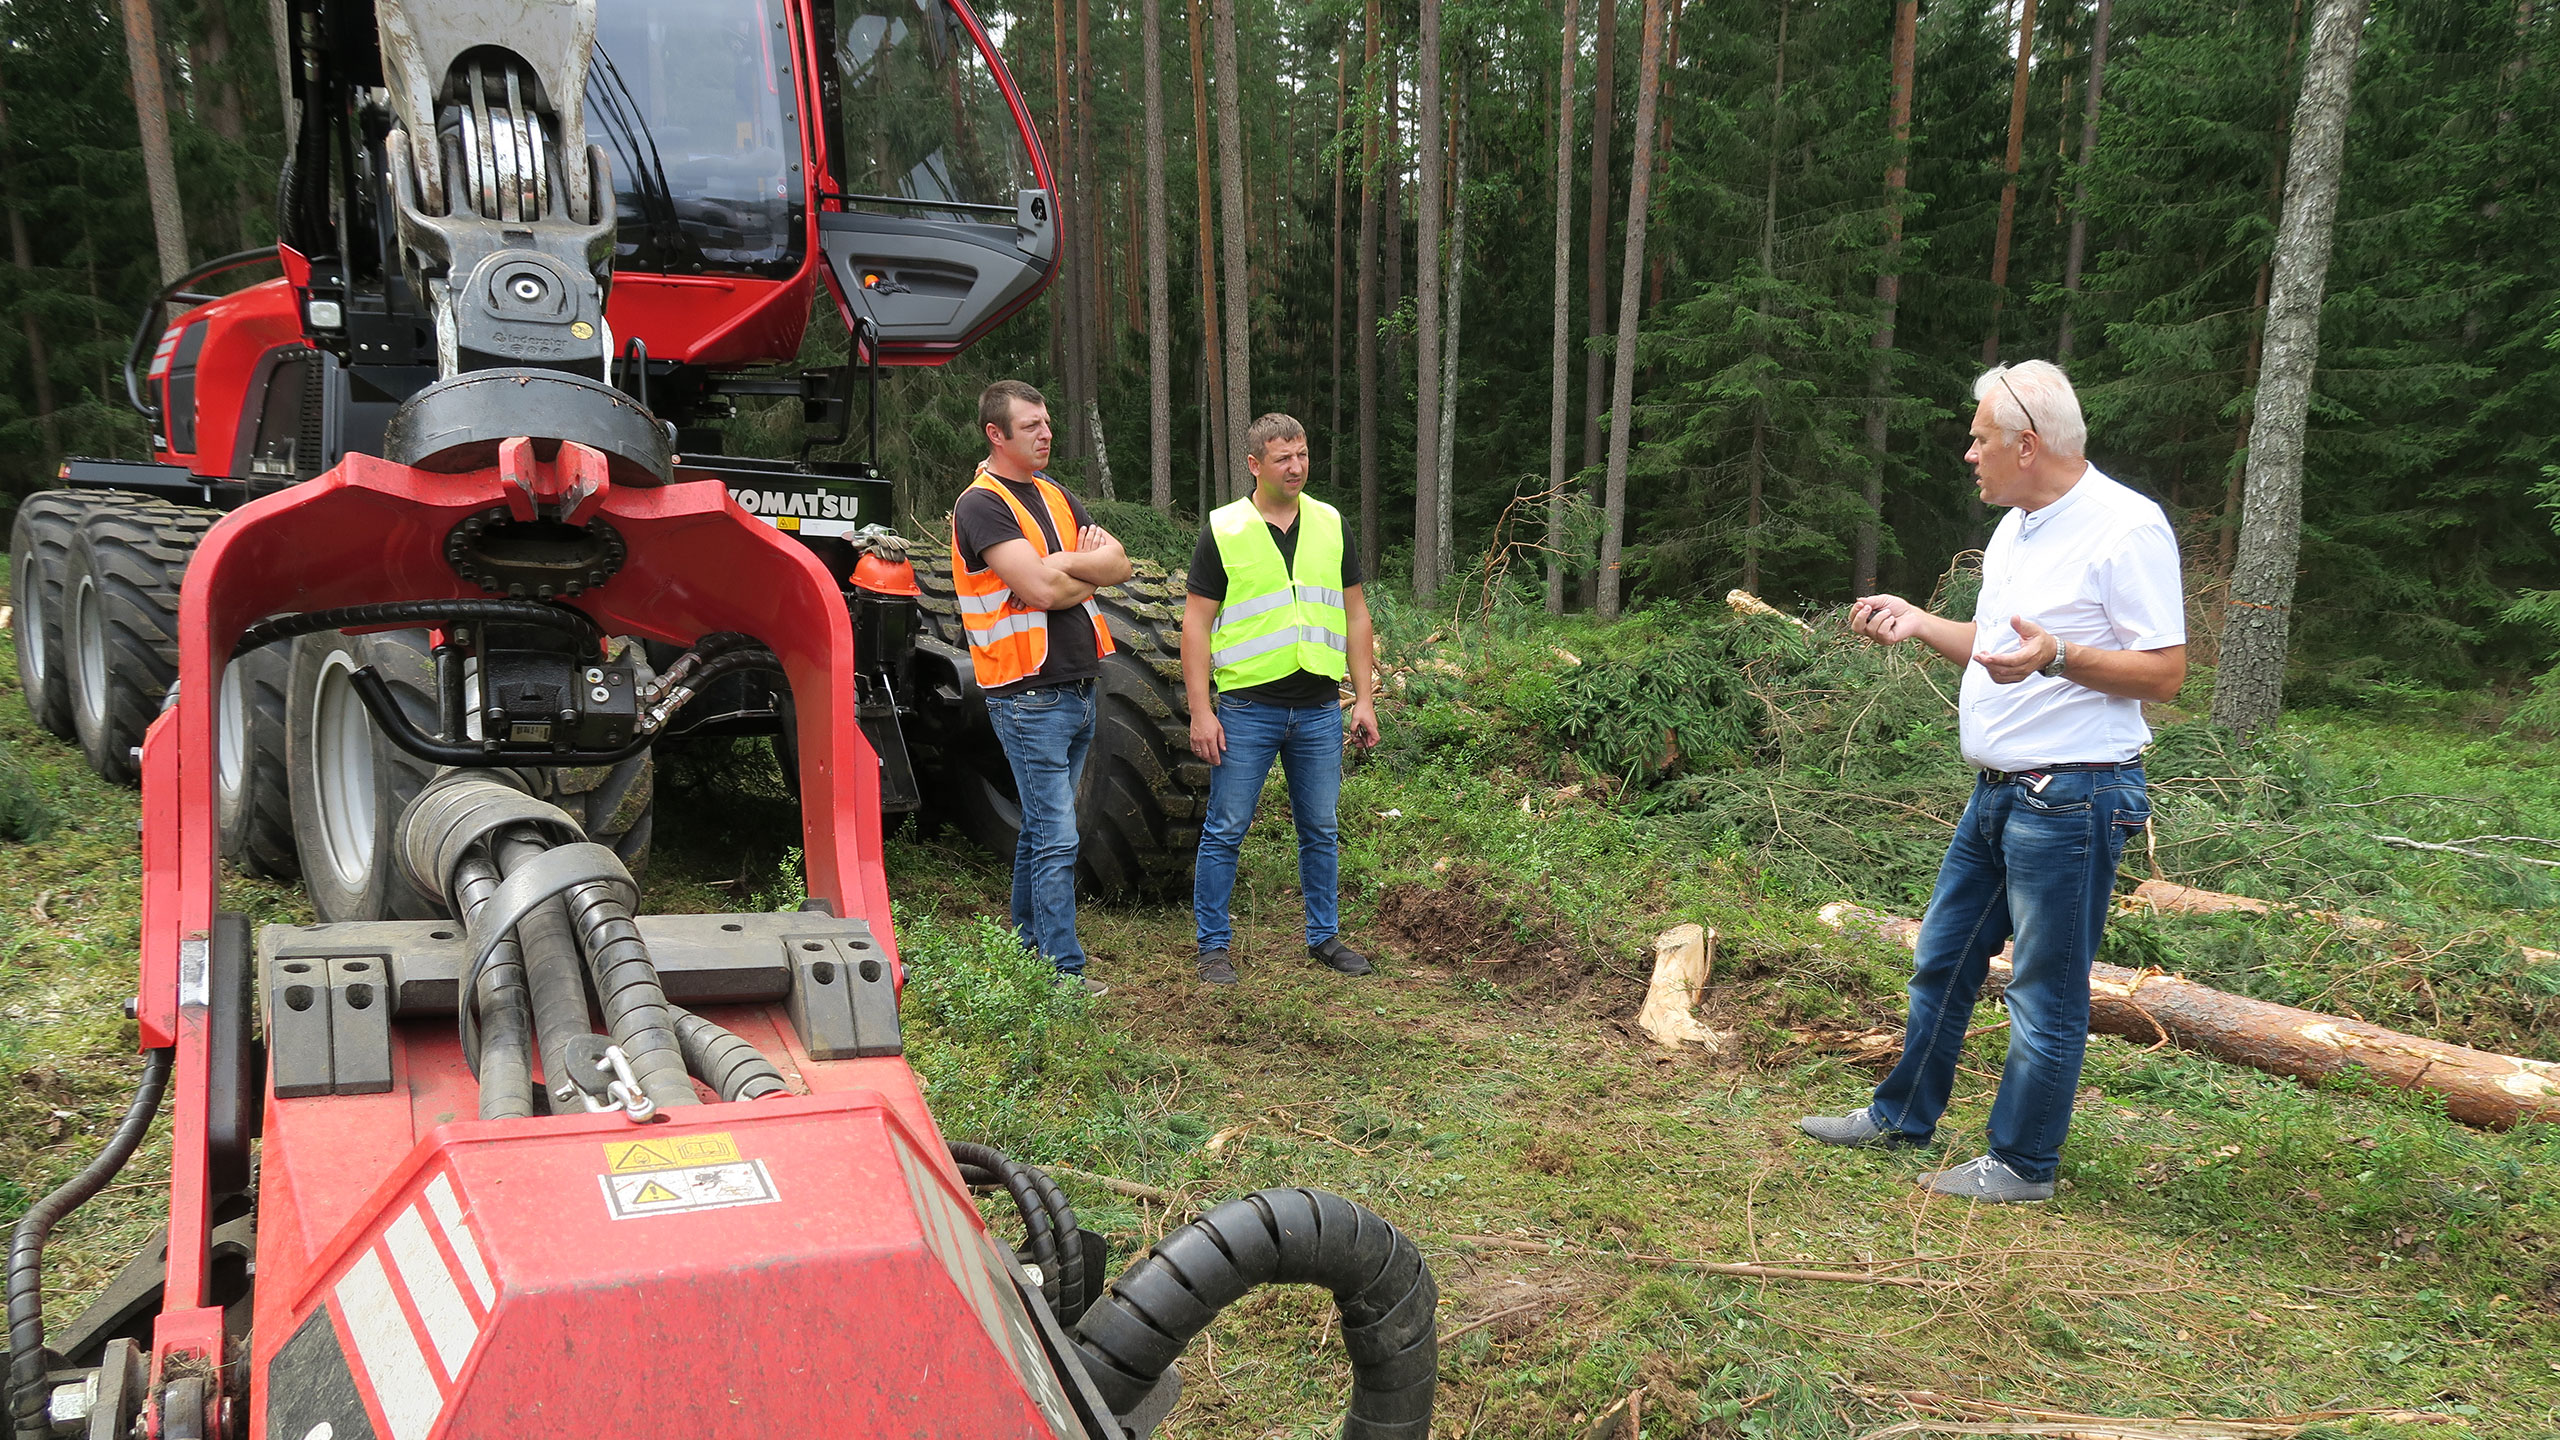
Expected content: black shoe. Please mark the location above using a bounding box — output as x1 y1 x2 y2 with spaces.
1198 949 1239 985
1309 937 1373 976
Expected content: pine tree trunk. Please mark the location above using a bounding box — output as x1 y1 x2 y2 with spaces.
1213 0 1251 500
2212 0 2372 738
1981 0 2039 367
1857 0 1918 596
122 0 191 283
266 0 295 133
1076 0 1103 475
1596 0 1665 620
0 72 61 454
1646 0 1681 310
2056 0 2113 361
1747 0 1788 595
1411 0 1444 600
1435 91 1466 589
1330 36 1348 498
1356 0 1384 576
1051 0 1083 463
1545 0 1581 615
1144 0 1173 512
1188 0 1228 499
1381 49 1403 451
1580 0 1617 488
2220 0 2308 585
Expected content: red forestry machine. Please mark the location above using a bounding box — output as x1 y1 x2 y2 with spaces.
2 0 1441 1436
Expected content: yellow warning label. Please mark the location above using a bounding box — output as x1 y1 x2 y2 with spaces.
629 1179 684 1205
604 1131 740 1173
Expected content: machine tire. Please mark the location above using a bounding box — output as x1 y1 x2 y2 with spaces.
64 498 216 786
287 628 655 919
912 554 1208 900
217 641 299 880
289 628 445 921
10 490 107 739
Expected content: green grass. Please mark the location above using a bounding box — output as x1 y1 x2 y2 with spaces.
3 583 2557 1436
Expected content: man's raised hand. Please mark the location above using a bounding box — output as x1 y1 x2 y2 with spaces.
1974 615 2059 685
1850 594 1931 645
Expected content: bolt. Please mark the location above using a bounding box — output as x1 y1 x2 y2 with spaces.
584 667 604 684
590 686 611 704
48 1375 97 1428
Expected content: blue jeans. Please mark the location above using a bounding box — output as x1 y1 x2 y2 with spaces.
1194 697 1345 953
1869 766 2150 1181
984 679 1097 972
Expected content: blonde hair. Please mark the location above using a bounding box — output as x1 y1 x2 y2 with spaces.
1973 360 2087 458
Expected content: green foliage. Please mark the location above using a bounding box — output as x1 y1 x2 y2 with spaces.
892 904 1130 1156
1086 498 1194 571
0 734 54 842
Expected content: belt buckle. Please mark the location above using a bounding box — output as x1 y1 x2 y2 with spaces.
2024 770 2052 793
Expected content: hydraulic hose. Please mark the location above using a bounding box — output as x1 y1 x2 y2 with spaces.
948 1143 1068 1315
1072 1189 1437 1439
669 1007 788 1101
492 832 616 1112
559 880 695 1110
231 599 604 659
449 856 535 1119
8 1050 172 1438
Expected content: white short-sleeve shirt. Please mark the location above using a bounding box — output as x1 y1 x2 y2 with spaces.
1959 465 2186 771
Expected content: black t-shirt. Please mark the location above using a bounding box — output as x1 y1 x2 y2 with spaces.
1186 508 1363 707
953 473 1102 696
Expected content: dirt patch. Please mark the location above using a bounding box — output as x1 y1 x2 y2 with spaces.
1369 869 1634 1005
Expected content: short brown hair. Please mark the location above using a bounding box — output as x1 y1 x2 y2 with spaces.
1244 412 1306 462
980 380 1048 437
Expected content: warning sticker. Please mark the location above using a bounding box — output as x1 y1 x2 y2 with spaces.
603 1131 741 1173
599 1160 781 1221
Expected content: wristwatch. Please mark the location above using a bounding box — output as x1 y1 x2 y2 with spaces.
2039 638 2070 678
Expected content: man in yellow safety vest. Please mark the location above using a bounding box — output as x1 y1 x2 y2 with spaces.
1180 413 1380 986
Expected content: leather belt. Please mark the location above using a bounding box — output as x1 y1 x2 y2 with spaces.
1977 759 2142 787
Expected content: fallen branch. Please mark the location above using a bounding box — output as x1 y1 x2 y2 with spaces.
1044 1165 1190 1206
1822 902 2560 1129
1448 1233 1960 1289
2373 833 2560 867
1437 1302 1537 1344
1851 1388 2464 1433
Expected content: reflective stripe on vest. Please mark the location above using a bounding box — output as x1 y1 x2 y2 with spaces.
948 468 1116 689
1206 495 1348 692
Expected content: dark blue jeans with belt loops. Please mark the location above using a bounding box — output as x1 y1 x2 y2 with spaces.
1867 765 2151 1181
983 678 1097 974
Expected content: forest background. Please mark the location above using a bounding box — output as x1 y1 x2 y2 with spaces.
2 0 2557 714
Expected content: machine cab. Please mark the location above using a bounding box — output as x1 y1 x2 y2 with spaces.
807 0 1058 363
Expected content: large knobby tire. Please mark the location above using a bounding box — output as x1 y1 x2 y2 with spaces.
217 642 299 879
913 554 1209 900
64 498 217 786
289 629 445 920
287 628 654 920
10 491 107 739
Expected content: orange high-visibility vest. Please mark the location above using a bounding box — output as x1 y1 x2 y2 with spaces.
949 467 1116 689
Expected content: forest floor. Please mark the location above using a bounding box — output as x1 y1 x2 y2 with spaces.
4 592 2558 1438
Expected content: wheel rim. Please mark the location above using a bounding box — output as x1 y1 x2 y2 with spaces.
218 661 247 800
311 652 377 890
71 573 106 732
17 564 46 694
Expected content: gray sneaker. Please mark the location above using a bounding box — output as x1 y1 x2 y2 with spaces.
1917 1154 2054 1204
1798 1108 1923 1150
1057 972 1109 997
1197 949 1239 985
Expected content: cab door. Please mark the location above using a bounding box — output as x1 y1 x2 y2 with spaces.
808 0 1057 363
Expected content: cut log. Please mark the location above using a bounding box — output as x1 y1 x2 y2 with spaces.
1819 902 2560 1130
1637 923 1726 1050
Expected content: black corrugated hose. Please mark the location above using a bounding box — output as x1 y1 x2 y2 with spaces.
8 1049 172 1438
668 1007 788 1100
1071 1188 1436 1439
947 1142 1088 1321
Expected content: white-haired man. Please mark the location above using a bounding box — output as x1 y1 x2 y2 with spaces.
1800 360 2185 1203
